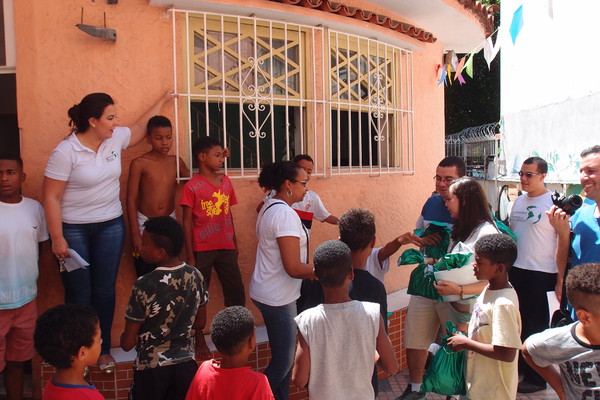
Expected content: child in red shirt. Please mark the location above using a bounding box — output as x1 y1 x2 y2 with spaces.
181 136 245 307
185 306 273 400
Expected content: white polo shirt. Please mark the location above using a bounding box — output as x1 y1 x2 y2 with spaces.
44 127 131 224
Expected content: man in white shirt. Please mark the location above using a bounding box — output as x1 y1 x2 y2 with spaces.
509 157 558 394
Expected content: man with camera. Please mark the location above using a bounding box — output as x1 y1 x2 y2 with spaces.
548 145 600 275
508 157 559 394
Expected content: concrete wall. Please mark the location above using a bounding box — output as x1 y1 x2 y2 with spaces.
15 0 447 348
500 0 600 183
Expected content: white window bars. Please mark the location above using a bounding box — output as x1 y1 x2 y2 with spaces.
170 9 414 179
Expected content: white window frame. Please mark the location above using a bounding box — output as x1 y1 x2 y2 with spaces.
169 9 414 180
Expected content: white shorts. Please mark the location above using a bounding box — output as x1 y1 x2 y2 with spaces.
137 210 176 232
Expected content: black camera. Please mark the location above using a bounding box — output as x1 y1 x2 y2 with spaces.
551 192 583 216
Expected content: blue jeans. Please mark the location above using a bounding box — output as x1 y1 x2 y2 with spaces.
252 299 297 400
61 216 125 355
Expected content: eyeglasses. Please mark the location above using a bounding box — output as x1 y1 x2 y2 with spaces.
434 176 456 184
518 171 542 178
292 180 308 187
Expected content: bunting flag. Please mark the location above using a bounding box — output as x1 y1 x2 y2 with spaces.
454 56 466 84
510 4 524 44
447 64 453 85
483 36 494 68
464 51 475 78
438 68 447 86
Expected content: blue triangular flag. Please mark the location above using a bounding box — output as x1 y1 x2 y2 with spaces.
510 4 524 44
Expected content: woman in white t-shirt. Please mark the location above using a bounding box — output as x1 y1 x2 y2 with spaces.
250 161 314 400
43 91 175 373
434 176 500 313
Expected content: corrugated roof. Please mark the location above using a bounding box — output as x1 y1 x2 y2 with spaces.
269 0 497 43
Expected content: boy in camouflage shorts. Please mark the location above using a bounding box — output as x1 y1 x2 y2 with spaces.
120 217 209 400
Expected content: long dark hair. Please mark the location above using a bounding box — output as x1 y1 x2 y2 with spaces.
67 93 114 133
449 177 494 244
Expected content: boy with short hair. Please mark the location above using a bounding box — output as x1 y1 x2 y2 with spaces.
127 115 190 276
181 136 245 307
120 216 210 400
34 304 104 400
0 153 49 400
256 154 338 229
292 240 398 399
185 306 274 400
446 234 522 400
522 263 600 400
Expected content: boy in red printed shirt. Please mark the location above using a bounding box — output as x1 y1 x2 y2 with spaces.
181 136 245 307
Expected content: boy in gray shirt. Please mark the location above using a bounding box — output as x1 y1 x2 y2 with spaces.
523 263 600 400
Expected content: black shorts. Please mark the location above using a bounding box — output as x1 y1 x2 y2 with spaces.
130 359 198 400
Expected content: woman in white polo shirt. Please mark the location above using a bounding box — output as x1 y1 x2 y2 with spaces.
250 161 313 400
43 91 175 373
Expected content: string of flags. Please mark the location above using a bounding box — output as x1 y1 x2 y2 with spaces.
437 1 527 86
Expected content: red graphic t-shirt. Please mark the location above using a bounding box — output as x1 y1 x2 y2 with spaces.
180 175 238 251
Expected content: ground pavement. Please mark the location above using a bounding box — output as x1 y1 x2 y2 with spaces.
378 369 560 400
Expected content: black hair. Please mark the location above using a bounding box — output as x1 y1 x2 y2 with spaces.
522 156 548 174
313 240 352 288
338 208 376 251
293 154 314 164
257 161 303 192
474 234 517 269
143 216 184 257
147 115 172 135
566 263 600 311
0 153 23 168
192 136 222 162
449 177 494 244
34 304 99 369
210 306 255 356
67 93 114 133
438 156 466 178
581 145 600 158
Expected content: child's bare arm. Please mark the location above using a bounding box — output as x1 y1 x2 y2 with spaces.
323 215 339 225
522 341 566 400
178 157 190 180
292 331 311 389
120 320 142 351
182 206 195 266
375 315 399 375
446 333 517 362
378 232 421 263
126 159 144 257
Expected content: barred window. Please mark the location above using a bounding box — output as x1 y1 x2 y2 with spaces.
171 10 413 178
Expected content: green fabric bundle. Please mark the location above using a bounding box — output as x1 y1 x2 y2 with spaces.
414 221 451 260
421 321 467 396
399 251 473 301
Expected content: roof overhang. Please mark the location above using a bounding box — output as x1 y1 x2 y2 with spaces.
149 0 493 52
367 0 494 52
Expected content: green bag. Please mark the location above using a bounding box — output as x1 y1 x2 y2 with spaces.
406 262 442 301
421 321 467 396
400 251 473 301
434 252 473 271
414 221 451 260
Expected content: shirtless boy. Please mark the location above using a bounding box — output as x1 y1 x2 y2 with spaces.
127 115 190 276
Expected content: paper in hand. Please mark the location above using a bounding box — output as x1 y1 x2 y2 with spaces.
62 249 90 272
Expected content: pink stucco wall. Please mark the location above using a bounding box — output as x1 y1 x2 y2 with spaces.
15 0 446 347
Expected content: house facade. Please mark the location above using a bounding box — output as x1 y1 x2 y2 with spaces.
4 0 493 397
